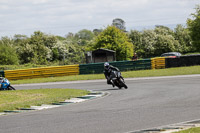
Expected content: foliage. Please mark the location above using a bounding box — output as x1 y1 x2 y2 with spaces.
174 127 200 133
112 18 126 31
0 44 19 65
10 31 86 65
154 34 180 55
93 26 133 60
29 31 57 64
0 37 19 65
154 25 174 35
75 29 95 46
187 5 200 51
174 24 192 52
141 30 157 57
154 26 181 55
129 30 143 57
129 25 192 58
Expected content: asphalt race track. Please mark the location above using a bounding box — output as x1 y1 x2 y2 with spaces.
0 75 200 133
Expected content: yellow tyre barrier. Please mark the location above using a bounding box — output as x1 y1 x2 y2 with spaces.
151 57 165 69
4 65 79 80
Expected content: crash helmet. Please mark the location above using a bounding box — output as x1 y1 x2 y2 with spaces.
104 62 110 70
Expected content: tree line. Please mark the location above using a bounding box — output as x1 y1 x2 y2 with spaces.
0 5 199 65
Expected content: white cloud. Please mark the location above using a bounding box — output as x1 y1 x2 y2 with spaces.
0 0 199 37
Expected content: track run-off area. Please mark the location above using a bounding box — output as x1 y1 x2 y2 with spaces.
0 75 200 133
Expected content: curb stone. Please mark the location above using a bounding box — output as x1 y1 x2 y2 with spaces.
0 91 106 116
129 119 200 133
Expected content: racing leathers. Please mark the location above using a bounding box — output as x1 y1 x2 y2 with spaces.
104 65 119 86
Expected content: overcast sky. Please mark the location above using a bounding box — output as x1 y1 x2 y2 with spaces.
0 0 199 37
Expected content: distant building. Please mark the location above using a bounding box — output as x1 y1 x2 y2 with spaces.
85 48 116 63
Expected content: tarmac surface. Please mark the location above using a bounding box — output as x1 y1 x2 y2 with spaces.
0 75 200 133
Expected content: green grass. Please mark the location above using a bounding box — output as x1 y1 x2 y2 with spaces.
123 65 200 78
11 65 200 85
183 52 200 55
0 89 89 112
174 127 200 133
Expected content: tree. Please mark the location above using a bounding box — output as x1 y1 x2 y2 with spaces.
129 30 142 57
0 44 19 65
174 24 192 53
154 34 180 56
154 26 181 55
13 34 33 64
129 26 183 58
0 36 14 47
112 18 126 31
93 26 133 61
155 25 174 36
141 30 157 57
187 5 200 51
129 29 157 58
28 31 57 64
75 29 95 46
13 34 28 43
16 43 35 64
0 36 19 65
52 39 85 65
93 29 102 36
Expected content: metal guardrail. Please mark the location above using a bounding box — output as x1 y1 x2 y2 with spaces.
79 59 152 74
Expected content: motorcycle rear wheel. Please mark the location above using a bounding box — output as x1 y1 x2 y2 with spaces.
119 79 128 89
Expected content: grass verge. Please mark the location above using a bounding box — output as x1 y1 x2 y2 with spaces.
0 89 89 112
11 65 200 85
174 127 200 133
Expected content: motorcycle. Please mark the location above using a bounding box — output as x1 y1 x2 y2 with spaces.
110 70 128 89
0 77 15 90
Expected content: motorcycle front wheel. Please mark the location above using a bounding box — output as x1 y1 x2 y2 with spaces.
8 85 16 90
119 78 128 89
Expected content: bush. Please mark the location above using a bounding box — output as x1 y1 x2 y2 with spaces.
0 45 19 65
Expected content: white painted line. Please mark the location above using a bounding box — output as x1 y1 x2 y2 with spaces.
126 74 200 81
30 104 62 110
0 113 6 116
160 129 183 133
65 98 87 103
85 95 102 97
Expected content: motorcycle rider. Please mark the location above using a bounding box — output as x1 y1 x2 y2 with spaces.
104 62 120 87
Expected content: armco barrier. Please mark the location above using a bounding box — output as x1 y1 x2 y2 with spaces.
79 62 104 74
79 59 151 74
4 65 79 80
151 57 165 69
110 59 151 71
